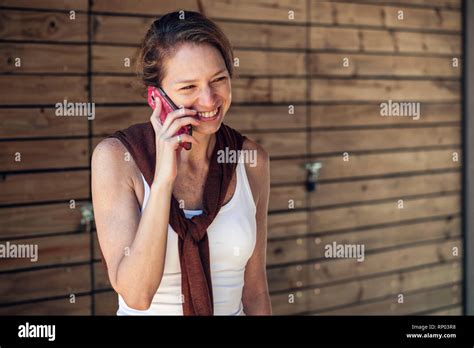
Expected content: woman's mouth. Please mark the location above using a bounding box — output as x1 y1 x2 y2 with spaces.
196 106 221 122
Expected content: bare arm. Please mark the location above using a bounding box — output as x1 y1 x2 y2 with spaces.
92 102 200 310
241 140 272 315
91 138 172 310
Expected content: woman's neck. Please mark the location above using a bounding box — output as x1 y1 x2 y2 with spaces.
180 131 216 166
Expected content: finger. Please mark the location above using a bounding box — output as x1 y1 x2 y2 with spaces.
149 93 163 128
163 116 200 138
171 133 200 148
162 107 197 133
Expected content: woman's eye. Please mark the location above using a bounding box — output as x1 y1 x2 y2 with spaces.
179 77 226 91
213 76 227 83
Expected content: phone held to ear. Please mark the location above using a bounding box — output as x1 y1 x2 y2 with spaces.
147 86 193 151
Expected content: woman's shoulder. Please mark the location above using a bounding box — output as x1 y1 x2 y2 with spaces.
92 138 142 189
92 137 129 170
241 137 270 205
242 137 269 165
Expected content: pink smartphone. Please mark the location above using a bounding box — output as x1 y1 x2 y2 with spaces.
147 86 192 151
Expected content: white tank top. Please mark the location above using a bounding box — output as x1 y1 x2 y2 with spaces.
117 160 257 315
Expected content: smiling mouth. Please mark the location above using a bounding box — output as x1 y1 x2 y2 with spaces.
196 106 220 118
195 105 222 122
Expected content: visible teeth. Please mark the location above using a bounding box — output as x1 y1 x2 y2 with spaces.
197 107 218 118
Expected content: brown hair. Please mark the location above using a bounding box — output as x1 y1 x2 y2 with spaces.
136 11 234 89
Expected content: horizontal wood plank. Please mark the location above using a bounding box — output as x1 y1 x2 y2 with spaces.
267 237 309 266
317 283 460 315
0 202 86 239
320 0 460 10
0 107 89 139
268 211 309 239
0 0 88 11
91 44 140 73
269 185 306 211
92 0 307 23
1 43 87 73
427 305 462 315
92 15 307 49
310 193 460 233
309 53 461 77
0 76 88 105
311 126 461 153
0 233 90 271
270 148 461 183
311 79 460 102
310 103 461 127
0 10 88 42
0 170 90 205
311 27 461 55
91 15 152 44
0 295 91 315
0 139 89 171
0 265 90 304
311 2 461 31
249 131 306 157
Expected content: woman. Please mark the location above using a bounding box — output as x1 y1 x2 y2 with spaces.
91 11 271 315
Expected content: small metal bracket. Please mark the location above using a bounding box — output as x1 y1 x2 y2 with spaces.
303 161 323 192
80 203 94 233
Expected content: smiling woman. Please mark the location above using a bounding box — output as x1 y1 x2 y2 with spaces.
91 11 271 316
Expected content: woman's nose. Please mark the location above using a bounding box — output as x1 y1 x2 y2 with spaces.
197 86 217 109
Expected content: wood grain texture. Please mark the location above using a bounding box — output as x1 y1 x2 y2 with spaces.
309 53 461 78
0 295 91 315
1 43 87 73
311 27 461 54
0 10 88 42
316 0 460 10
0 203 87 239
0 76 88 105
92 15 307 48
311 79 460 102
0 265 91 304
0 0 88 11
0 139 89 171
0 171 90 205
311 1 461 31
0 233 90 272
0 107 89 138
310 104 461 127
270 148 461 183
91 0 306 23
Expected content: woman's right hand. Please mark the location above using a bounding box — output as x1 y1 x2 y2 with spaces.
149 96 201 186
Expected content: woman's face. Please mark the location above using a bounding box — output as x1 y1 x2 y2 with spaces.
160 43 231 135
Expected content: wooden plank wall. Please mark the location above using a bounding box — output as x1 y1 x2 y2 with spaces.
0 0 463 315
0 0 92 315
